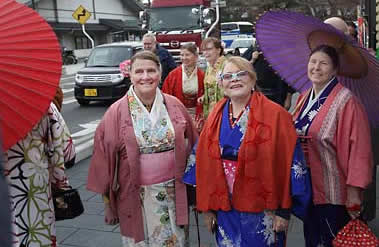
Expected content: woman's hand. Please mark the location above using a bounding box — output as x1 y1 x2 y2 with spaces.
104 204 119 225
273 215 289 232
204 211 217 233
346 186 363 219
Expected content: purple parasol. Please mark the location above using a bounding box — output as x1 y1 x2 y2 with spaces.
255 10 379 126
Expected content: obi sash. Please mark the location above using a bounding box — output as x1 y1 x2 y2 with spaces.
140 149 175 185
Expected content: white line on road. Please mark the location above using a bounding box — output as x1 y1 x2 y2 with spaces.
62 88 74 94
63 97 77 105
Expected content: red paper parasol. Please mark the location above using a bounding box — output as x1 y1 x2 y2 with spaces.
0 0 62 150
255 10 379 126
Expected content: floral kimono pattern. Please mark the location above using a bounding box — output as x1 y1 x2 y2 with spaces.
4 103 75 247
122 87 187 247
183 99 311 247
203 56 226 118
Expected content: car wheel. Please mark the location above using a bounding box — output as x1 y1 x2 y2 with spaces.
77 99 90 105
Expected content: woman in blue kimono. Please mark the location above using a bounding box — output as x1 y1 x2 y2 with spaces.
183 56 311 247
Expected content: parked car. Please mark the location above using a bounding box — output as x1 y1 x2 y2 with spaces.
225 38 256 56
74 41 142 105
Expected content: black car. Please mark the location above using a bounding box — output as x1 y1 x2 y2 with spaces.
74 41 142 105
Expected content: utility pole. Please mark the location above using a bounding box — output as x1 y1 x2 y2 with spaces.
365 0 376 49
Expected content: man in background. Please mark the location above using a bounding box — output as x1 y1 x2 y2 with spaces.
142 33 177 86
242 45 295 110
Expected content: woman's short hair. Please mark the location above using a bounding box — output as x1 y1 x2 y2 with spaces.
223 56 257 82
201 37 224 56
130 50 161 70
310 45 340 70
181 43 198 56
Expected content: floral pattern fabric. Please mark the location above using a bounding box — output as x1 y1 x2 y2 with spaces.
203 56 226 118
4 103 75 247
122 179 188 247
127 87 175 154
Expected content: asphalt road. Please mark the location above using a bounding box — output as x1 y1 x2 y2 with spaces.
60 75 109 135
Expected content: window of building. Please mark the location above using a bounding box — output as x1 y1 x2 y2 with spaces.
75 36 92 49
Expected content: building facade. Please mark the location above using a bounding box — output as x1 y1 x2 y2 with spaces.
17 0 144 50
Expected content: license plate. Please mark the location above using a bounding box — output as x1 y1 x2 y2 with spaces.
84 89 97 96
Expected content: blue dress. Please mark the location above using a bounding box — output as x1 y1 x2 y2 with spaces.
183 100 311 247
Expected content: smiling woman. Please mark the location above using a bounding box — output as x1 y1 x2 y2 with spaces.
87 51 198 246
183 56 312 247
293 45 373 247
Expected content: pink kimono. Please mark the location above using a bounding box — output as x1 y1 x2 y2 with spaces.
293 83 373 206
87 94 198 242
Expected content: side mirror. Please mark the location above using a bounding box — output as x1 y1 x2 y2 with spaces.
84 58 88 67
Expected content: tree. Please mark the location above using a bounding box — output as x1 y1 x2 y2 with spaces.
220 0 360 22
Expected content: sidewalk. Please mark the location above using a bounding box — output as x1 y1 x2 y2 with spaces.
62 63 85 77
56 157 379 247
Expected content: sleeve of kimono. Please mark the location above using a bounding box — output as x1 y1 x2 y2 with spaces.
86 118 111 194
289 140 312 221
337 98 373 189
48 104 72 189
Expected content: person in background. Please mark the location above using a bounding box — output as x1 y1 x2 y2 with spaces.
87 51 198 246
142 33 177 86
293 45 373 246
162 43 204 130
244 46 295 110
324 17 349 35
184 56 311 246
199 37 226 119
4 103 76 247
346 21 358 41
0 139 11 247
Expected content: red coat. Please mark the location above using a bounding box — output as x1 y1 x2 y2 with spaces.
196 92 297 212
162 66 204 116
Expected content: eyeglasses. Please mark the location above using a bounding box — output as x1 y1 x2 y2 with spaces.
220 71 248 81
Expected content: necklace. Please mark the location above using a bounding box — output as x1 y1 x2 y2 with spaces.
143 103 152 112
184 65 195 78
228 101 246 128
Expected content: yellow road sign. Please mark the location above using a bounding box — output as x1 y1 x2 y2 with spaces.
72 5 91 25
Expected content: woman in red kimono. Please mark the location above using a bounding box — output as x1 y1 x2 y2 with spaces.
162 43 204 123
293 45 373 246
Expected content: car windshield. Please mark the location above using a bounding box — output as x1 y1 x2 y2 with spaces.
149 6 200 31
230 40 252 49
221 23 238 31
87 46 133 67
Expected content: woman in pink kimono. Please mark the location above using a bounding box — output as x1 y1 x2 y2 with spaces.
292 45 373 247
87 51 198 247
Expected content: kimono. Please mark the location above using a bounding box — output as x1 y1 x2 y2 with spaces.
184 94 311 247
4 103 75 247
203 56 226 118
87 87 198 247
162 65 205 120
293 77 373 246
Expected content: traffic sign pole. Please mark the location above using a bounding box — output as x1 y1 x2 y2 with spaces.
81 24 94 48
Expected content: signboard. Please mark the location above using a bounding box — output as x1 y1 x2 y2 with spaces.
211 1 226 8
72 5 91 25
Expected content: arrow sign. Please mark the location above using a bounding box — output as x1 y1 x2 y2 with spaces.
72 5 91 25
